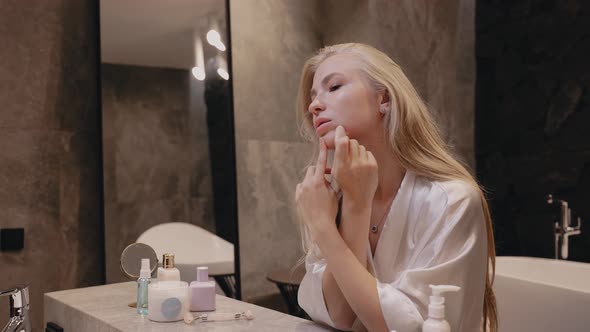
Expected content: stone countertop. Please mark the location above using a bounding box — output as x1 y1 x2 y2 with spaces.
44 282 332 332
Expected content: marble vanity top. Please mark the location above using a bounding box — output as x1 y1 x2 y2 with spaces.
44 282 332 332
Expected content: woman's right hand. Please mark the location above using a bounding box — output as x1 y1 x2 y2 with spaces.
295 138 339 240
331 126 379 208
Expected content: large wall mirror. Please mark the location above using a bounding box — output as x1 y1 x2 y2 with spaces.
99 0 239 298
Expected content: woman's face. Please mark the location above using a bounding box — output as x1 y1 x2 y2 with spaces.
308 54 383 149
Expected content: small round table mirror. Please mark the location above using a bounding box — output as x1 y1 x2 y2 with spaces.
120 242 158 279
120 242 158 308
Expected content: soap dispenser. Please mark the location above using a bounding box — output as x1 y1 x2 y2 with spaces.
422 284 460 332
189 266 216 311
157 253 181 281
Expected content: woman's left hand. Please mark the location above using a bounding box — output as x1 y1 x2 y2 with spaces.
295 138 339 240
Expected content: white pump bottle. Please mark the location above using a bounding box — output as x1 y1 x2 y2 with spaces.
422 284 461 332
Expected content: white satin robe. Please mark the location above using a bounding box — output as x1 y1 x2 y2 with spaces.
298 171 488 332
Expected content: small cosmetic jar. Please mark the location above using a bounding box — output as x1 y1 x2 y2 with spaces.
147 280 189 322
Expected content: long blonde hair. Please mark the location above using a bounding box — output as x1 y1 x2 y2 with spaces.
295 43 497 332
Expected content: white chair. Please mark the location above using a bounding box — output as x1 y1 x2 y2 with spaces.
137 222 236 297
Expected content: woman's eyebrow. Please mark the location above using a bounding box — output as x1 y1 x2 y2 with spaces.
310 72 343 99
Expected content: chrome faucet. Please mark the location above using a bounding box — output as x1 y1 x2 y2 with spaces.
0 285 31 332
547 194 582 260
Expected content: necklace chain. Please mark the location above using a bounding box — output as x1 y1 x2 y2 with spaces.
370 192 396 234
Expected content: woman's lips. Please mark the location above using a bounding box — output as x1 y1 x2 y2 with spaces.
315 120 332 135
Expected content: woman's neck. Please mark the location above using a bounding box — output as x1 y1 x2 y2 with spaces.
362 135 406 202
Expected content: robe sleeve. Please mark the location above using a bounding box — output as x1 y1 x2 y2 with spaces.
297 250 352 330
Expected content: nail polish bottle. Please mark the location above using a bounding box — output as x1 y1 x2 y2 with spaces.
189 266 216 311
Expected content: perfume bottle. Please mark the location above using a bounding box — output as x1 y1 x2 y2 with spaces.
189 266 216 311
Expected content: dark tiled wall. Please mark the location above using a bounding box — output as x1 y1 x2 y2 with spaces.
476 1 590 261
0 1 103 330
101 64 215 283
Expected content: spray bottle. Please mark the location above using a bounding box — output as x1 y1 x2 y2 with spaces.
137 258 151 315
422 284 460 332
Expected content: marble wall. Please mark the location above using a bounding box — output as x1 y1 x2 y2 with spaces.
231 0 476 300
323 0 476 168
476 1 590 261
230 0 322 300
101 64 215 283
0 1 103 331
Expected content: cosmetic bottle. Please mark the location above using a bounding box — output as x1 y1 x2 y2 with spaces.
157 253 180 281
137 258 151 315
148 280 189 322
189 266 216 311
422 284 461 332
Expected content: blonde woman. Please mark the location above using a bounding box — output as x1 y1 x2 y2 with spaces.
295 43 497 332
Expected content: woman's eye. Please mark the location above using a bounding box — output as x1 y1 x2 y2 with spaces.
329 84 341 92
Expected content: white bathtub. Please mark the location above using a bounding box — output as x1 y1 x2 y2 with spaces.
494 256 590 332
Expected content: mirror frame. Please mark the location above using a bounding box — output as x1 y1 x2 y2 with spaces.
96 0 241 299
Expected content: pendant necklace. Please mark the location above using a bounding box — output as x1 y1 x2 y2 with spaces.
370 192 396 234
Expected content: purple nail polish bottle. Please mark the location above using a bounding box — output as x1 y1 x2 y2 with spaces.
189 266 216 311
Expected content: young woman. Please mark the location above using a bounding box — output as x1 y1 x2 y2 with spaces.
294 43 497 332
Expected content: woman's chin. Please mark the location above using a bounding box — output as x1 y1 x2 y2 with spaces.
320 131 336 149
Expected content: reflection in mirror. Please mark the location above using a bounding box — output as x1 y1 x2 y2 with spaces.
99 0 239 298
